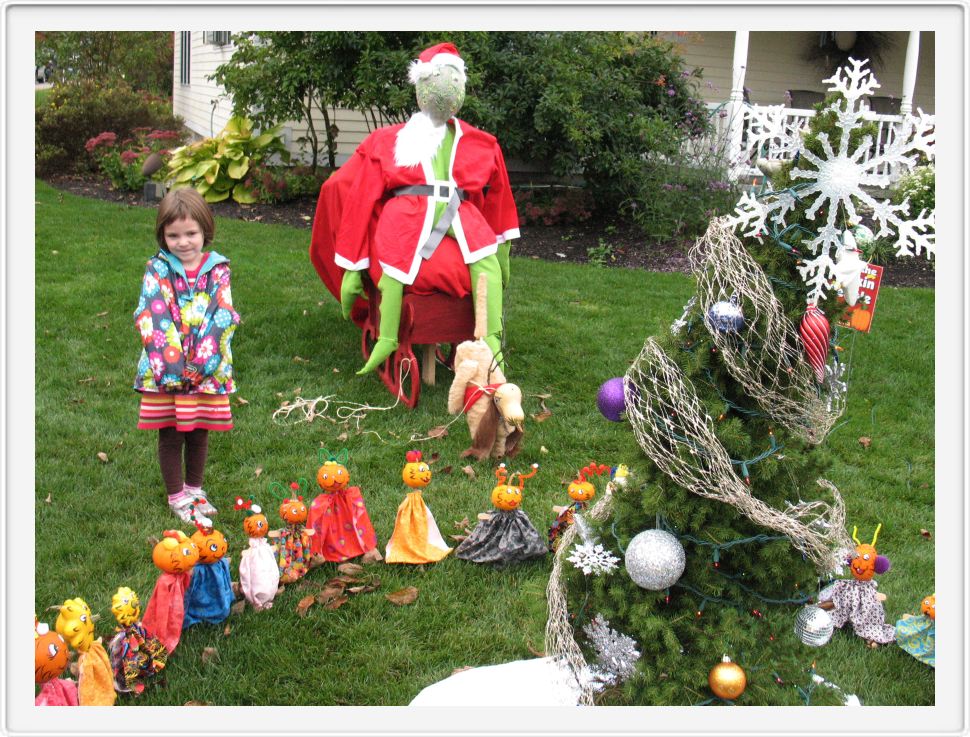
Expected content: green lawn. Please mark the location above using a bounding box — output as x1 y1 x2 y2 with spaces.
34 180 934 705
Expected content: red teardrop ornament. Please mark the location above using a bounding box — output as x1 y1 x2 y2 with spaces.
799 303 830 383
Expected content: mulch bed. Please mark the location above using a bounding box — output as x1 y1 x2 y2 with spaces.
43 174 934 288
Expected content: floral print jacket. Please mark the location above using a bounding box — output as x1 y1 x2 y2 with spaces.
133 250 240 394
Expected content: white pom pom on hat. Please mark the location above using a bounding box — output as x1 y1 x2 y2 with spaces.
408 42 466 85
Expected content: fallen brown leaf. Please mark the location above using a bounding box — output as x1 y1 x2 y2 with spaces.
386 587 419 606
332 366 340 373
337 562 364 576
451 665 474 675
236 396 250 405
292 387 302 395
293 356 310 363
858 436 872 448
184 701 213 706
526 641 545 658
430 451 441 463
223 624 231 637
440 465 453 475
531 409 552 423
146 535 160 548
296 595 316 617
361 547 384 563
230 600 246 616
254 466 263 478
316 586 345 605
540 446 549 454
96 452 109 463
461 465 476 479
477 512 493 521
454 516 470 530
920 529 931 539
96 310 109 317
276 584 285 596
336 432 348 442
428 425 449 439
44 493 52 504
201 647 219 666
449 534 468 543
323 595 349 610
348 578 381 594
78 376 95 384
308 553 327 569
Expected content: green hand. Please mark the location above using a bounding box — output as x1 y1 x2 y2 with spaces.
498 241 512 289
340 269 366 320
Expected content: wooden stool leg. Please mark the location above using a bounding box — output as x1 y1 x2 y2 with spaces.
421 345 436 386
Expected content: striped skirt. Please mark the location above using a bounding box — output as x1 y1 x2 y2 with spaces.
137 392 233 431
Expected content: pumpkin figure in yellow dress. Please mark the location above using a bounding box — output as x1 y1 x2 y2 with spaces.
385 450 452 564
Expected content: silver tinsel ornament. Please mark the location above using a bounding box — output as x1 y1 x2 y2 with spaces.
624 529 686 590
794 605 835 647
583 614 641 687
705 294 745 334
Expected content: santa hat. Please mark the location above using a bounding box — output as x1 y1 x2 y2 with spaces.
408 42 466 85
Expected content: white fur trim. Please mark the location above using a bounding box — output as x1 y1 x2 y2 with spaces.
408 53 466 84
334 254 369 271
496 228 520 244
395 112 448 168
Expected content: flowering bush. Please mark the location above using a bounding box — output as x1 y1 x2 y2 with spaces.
891 164 935 217
513 187 594 227
242 165 332 204
85 127 185 191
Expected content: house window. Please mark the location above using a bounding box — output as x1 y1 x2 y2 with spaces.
179 31 191 85
204 31 231 46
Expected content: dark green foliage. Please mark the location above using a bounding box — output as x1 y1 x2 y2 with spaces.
35 79 182 177
564 91 882 705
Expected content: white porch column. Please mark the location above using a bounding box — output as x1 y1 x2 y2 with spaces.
728 31 750 178
899 31 920 115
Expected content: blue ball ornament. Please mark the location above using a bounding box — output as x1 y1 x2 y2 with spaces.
705 295 745 334
597 377 627 422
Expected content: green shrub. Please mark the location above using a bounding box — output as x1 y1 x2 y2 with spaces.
164 116 290 203
513 187 593 226
35 79 182 177
85 128 186 192
891 164 935 216
242 165 332 204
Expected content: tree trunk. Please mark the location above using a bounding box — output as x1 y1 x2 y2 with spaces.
320 104 337 169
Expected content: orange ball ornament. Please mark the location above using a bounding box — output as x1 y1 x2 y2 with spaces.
191 527 228 564
35 624 69 684
708 656 747 700
921 594 936 620
151 530 200 574
402 450 432 489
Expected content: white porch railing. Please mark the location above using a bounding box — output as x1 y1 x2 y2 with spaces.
705 102 909 184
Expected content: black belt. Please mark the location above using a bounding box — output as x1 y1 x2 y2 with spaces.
391 184 467 259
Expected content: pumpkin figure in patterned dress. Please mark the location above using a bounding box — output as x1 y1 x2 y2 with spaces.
895 593 935 667
548 463 610 548
308 448 379 562
268 480 316 583
106 587 167 695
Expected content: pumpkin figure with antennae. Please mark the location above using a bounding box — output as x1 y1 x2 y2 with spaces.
268 480 316 583
818 524 895 647
548 462 611 549
142 529 200 655
35 618 78 706
308 448 379 562
236 496 280 611
183 503 234 628
386 450 452 564
456 463 547 565
106 587 167 695
54 597 116 705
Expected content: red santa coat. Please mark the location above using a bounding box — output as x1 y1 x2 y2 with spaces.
312 117 519 296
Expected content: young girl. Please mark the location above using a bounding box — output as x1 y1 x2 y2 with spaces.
133 188 240 526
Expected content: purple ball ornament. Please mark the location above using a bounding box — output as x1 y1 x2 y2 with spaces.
597 377 627 422
705 295 745 334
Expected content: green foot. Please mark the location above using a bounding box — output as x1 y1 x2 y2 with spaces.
357 337 399 375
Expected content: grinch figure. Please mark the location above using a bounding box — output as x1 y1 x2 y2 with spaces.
311 42 519 374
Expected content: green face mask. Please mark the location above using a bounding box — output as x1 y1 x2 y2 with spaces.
415 65 466 124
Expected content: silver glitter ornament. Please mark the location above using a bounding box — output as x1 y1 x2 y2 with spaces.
794 605 834 647
624 529 686 590
705 295 745 334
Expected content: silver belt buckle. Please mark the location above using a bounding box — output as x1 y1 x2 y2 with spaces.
433 180 453 202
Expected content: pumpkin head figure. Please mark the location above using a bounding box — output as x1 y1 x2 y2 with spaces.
567 463 610 503
151 529 200 574
55 597 95 652
236 496 270 538
316 448 351 492
921 594 936 620
490 463 539 511
111 587 141 627
191 526 229 564
847 524 891 582
269 480 310 525
35 622 69 684
402 450 432 489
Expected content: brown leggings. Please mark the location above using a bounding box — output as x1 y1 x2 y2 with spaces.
158 427 209 496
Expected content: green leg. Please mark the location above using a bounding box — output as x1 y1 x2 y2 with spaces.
469 255 505 370
357 274 403 375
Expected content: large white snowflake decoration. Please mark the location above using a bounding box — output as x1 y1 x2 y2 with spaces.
740 103 807 164
727 58 936 303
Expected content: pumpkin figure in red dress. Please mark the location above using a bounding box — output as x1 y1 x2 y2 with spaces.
308 448 379 562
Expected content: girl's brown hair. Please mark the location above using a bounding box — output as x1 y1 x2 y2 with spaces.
155 188 216 250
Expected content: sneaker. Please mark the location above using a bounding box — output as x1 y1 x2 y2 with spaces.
169 494 212 527
184 487 217 516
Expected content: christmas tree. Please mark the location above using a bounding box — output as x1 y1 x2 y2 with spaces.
549 59 934 706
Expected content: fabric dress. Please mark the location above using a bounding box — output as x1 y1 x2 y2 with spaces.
76 640 116 706
107 622 167 694
141 570 192 654
548 501 587 548
183 557 233 627
455 509 548 566
239 537 280 610
133 250 240 431
35 679 79 706
385 491 452 564
277 524 313 580
827 579 896 644
308 487 378 562
895 614 935 666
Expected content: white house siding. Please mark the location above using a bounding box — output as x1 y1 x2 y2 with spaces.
668 31 934 113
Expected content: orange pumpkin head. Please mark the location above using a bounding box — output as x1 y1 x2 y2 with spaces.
317 461 350 492
151 529 200 574
567 463 610 503
279 496 308 525
35 623 69 684
402 450 432 489
191 527 229 564
490 463 539 511
921 594 935 620
847 524 891 582
236 496 269 538
55 597 95 652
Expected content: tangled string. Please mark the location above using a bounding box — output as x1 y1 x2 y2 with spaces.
687 217 843 443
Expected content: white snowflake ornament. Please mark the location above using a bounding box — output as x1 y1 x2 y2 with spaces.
727 58 935 303
567 542 621 576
